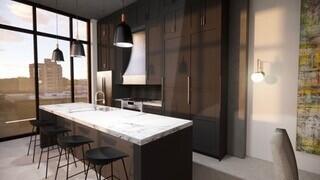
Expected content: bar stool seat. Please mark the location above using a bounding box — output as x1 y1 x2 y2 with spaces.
55 135 93 180
85 147 129 180
41 126 70 136
30 120 54 127
86 147 128 165
58 135 93 148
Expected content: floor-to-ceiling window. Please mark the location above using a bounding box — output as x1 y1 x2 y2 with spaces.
0 0 91 140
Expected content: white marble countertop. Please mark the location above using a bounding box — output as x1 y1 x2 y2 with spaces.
40 103 192 145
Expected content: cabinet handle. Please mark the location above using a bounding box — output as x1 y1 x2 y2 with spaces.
161 77 164 102
200 16 203 26
187 76 190 105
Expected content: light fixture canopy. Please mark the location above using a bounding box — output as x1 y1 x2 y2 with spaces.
52 44 64 61
71 40 85 57
113 1 133 48
251 59 265 83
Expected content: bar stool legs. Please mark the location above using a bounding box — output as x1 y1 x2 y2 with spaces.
122 159 129 180
84 158 129 180
27 126 38 163
27 126 34 156
55 143 91 180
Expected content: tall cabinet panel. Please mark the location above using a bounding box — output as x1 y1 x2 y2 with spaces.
163 36 190 119
147 22 163 85
190 29 223 157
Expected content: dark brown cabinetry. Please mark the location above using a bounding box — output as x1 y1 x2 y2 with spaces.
97 0 228 160
147 22 163 85
190 29 227 158
190 0 220 33
163 36 190 119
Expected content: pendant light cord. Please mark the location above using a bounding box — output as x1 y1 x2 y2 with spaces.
76 0 79 40
121 0 125 22
56 0 59 47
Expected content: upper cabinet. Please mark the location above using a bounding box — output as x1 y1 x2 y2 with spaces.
147 21 163 85
163 0 189 39
190 0 221 33
136 0 148 27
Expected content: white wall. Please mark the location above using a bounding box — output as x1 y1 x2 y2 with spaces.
247 0 320 175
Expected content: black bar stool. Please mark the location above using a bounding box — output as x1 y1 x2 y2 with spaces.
38 126 70 179
27 120 55 163
85 146 129 180
55 135 93 180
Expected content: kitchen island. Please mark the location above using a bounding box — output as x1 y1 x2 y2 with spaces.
39 103 192 180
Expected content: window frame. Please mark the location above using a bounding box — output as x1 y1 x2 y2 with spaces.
0 0 92 127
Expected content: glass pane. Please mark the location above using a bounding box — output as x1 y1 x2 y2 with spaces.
74 44 89 102
37 36 71 105
0 0 33 30
73 19 87 41
0 29 35 138
37 8 69 37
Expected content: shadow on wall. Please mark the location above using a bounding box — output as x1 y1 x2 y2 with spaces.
193 163 243 180
247 0 320 175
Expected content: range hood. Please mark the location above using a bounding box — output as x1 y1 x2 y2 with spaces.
122 30 146 85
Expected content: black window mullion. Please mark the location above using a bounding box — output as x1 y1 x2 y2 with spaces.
70 17 75 102
32 5 40 121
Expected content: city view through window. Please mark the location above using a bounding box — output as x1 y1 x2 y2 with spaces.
0 0 90 139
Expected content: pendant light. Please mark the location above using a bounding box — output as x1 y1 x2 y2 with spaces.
113 0 133 48
52 0 64 61
71 0 85 57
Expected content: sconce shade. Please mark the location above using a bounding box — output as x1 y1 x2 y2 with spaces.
251 71 265 82
52 47 64 61
71 40 85 57
113 21 133 48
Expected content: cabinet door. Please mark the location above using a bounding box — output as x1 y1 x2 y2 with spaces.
203 0 221 31
148 0 163 21
98 22 109 71
125 4 137 28
147 22 163 85
190 29 221 121
190 0 202 33
164 36 190 118
108 19 117 72
190 29 222 157
136 0 148 27
164 0 188 39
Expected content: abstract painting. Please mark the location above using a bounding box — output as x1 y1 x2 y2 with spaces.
297 0 320 155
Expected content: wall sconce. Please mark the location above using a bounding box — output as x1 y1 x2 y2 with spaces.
251 59 265 83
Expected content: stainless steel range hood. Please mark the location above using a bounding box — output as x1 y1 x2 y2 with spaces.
122 30 146 85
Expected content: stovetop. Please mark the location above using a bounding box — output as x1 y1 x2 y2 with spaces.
119 97 156 102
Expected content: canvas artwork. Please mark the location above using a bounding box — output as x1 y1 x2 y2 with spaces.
297 0 320 155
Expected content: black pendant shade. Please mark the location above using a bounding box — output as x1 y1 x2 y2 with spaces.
71 40 85 57
113 15 133 48
52 46 64 61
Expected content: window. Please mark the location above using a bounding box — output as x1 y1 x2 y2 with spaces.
37 36 71 105
0 0 33 30
0 29 35 138
37 8 70 37
74 44 89 102
0 1 90 139
73 19 87 41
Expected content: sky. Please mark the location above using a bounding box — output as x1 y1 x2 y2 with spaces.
0 0 88 79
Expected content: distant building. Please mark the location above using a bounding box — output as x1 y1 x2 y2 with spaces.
29 59 64 93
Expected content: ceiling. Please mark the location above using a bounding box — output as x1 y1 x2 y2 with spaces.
27 0 136 19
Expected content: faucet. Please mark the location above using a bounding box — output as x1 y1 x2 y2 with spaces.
94 91 105 106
